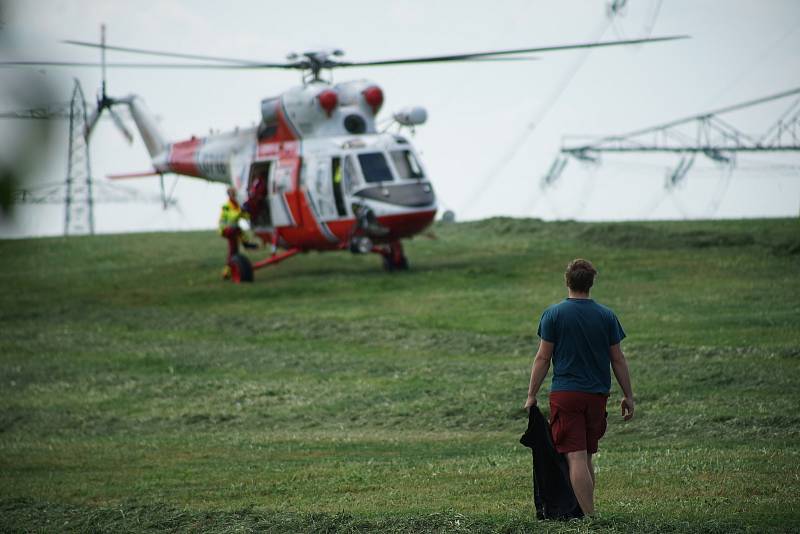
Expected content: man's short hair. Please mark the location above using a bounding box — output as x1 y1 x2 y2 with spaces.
565 259 597 293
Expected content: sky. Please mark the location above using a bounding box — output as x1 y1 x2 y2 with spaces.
1 0 799 238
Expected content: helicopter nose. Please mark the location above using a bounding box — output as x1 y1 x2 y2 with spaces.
353 182 435 208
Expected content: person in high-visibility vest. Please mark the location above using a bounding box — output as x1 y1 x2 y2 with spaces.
219 186 256 279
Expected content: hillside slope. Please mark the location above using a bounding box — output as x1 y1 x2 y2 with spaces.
1 218 799 532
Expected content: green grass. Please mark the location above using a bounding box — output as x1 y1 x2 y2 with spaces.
1 217 799 532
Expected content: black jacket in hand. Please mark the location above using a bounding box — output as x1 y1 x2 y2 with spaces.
519 405 584 520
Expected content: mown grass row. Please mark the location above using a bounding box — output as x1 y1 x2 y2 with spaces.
1 217 799 532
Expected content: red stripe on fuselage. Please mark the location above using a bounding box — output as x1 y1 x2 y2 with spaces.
167 137 203 177
256 102 298 158
283 190 302 227
374 209 437 242
278 190 337 249
270 208 437 251
257 140 299 161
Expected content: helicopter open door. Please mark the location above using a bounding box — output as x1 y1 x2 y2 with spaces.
270 159 299 227
247 159 298 229
309 157 341 220
308 155 354 221
246 162 272 228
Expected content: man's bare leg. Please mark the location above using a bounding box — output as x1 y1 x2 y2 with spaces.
565 450 595 516
587 453 596 487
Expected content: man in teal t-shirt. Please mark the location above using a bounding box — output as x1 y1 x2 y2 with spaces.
524 259 635 517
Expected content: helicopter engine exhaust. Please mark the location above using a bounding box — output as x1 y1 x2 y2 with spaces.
258 97 281 139
260 97 280 124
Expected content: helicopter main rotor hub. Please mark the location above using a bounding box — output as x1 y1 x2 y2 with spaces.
286 49 345 82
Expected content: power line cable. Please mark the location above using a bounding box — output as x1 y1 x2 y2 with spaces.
704 22 800 106
572 163 598 218
642 0 664 39
706 163 735 217
461 16 614 216
667 187 690 219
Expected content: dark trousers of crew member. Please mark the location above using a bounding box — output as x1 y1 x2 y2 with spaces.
222 226 240 264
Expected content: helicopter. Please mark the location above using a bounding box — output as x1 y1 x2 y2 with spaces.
4 28 686 282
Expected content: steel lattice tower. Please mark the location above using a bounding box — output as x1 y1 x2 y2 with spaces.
64 80 94 235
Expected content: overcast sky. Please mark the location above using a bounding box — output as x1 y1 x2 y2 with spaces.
1 0 799 237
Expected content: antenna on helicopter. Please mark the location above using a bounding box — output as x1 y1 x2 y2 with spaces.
85 24 134 144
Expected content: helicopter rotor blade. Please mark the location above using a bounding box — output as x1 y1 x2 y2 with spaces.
0 60 299 69
85 103 103 140
335 35 688 68
0 35 686 73
107 106 134 144
454 56 540 63
63 39 287 67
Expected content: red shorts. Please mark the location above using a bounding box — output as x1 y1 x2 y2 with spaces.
549 391 609 454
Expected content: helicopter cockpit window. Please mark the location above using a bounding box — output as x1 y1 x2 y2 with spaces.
358 152 394 183
390 150 424 180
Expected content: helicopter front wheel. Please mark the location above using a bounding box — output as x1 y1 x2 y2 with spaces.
382 241 409 272
229 254 254 283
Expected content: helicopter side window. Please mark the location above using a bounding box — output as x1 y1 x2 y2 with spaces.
390 150 424 180
344 154 360 193
357 152 394 184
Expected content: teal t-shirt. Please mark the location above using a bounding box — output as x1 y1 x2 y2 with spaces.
537 298 626 394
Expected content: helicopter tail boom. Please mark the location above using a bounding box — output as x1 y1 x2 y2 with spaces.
118 95 166 158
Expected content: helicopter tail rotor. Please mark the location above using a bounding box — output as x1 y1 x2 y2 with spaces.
83 24 134 145
106 105 134 144
85 95 133 144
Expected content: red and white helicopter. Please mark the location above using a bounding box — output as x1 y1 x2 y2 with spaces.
7 30 685 281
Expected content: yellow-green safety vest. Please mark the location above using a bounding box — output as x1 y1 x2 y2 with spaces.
219 200 246 234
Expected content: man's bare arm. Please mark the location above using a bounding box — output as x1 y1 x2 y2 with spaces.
610 343 635 421
524 340 554 409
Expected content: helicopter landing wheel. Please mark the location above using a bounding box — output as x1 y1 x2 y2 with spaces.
383 254 409 272
382 241 409 272
229 253 254 283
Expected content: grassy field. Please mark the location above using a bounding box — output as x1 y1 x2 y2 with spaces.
1 217 799 533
